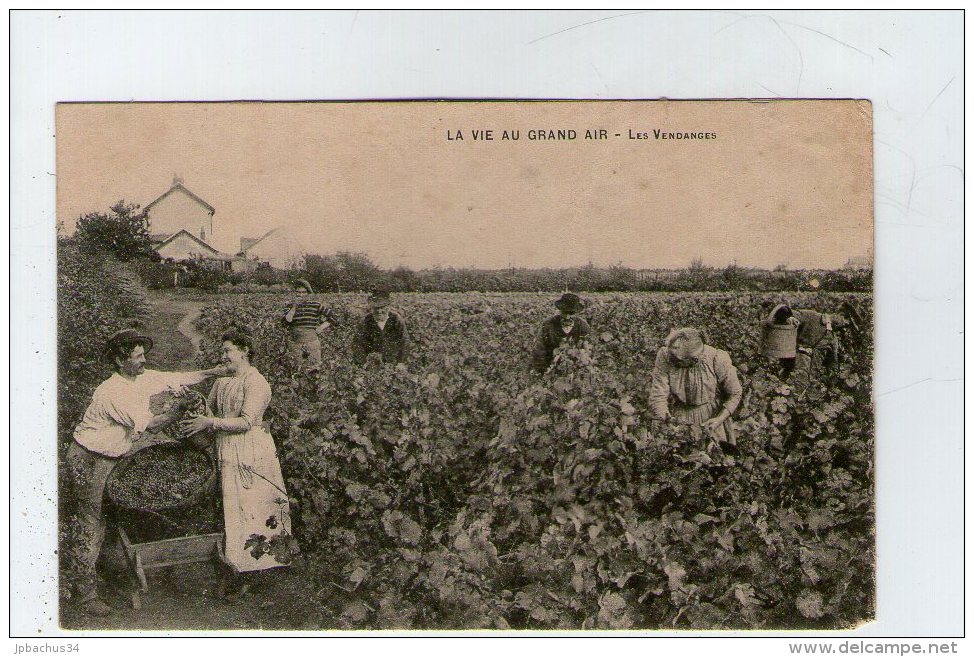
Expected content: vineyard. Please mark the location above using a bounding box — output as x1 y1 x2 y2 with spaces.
192 291 874 630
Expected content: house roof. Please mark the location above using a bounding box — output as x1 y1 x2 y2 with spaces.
240 227 280 253
239 236 262 253
145 183 216 215
155 229 224 257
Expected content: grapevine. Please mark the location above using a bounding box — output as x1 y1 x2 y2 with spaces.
185 290 874 630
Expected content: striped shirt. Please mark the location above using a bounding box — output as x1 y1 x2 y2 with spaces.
286 300 327 330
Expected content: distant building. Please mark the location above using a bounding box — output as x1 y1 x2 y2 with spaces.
145 177 216 242
155 229 229 264
239 227 303 270
156 230 221 260
634 269 682 281
239 236 262 252
230 252 261 274
843 254 873 270
146 177 228 268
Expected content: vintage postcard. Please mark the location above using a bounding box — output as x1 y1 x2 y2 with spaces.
55 100 873 631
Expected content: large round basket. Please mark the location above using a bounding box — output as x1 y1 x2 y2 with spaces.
106 442 217 513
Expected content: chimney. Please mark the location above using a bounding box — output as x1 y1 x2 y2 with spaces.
172 174 184 187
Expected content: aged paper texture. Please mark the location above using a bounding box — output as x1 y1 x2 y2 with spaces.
56 100 873 631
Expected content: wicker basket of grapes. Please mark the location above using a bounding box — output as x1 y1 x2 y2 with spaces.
148 388 208 439
106 441 216 512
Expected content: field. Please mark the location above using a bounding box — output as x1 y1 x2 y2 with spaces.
192 291 874 630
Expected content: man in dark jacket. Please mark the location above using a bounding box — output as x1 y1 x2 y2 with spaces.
354 289 409 365
532 292 591 373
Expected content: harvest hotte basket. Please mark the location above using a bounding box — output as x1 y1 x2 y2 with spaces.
106 441 217 512
761 323 799 359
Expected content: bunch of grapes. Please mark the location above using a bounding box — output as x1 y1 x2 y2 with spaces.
160 387 208 441
107 443 213 511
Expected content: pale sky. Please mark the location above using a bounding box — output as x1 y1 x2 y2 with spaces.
56 101 873 269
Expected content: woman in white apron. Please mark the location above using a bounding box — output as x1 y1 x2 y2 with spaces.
182 328 293 599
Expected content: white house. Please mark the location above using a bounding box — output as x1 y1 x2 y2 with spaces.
145 178 229 267
146 177 217 243
155 229 228 262
239 227 304 270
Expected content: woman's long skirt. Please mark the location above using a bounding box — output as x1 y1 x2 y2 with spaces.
217 427 292 573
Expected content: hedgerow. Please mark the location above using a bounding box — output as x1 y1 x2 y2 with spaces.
57 242 150 452
57 241 151 598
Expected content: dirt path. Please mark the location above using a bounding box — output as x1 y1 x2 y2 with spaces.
62 292 331 631
172 299 206 357
138 294 205 370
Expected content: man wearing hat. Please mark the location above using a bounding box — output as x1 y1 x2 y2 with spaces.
353 288 409 365
531 292 591 373
282 278 335 371
64 327 228 616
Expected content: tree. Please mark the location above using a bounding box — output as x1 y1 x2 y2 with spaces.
334 251 382 291
389 265 418 292
302 253 342 292
605 264 636 291
298 251 384 292
74 201 153 261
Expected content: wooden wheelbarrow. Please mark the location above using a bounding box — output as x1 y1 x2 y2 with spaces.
117 527 225 610
106 441 224 609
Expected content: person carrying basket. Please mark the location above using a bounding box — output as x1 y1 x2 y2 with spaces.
761 302 861 388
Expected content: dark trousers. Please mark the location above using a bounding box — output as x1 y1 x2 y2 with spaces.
63 442 128 600
779 346 839 387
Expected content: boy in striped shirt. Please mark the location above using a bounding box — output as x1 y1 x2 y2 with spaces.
283 279 333 371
